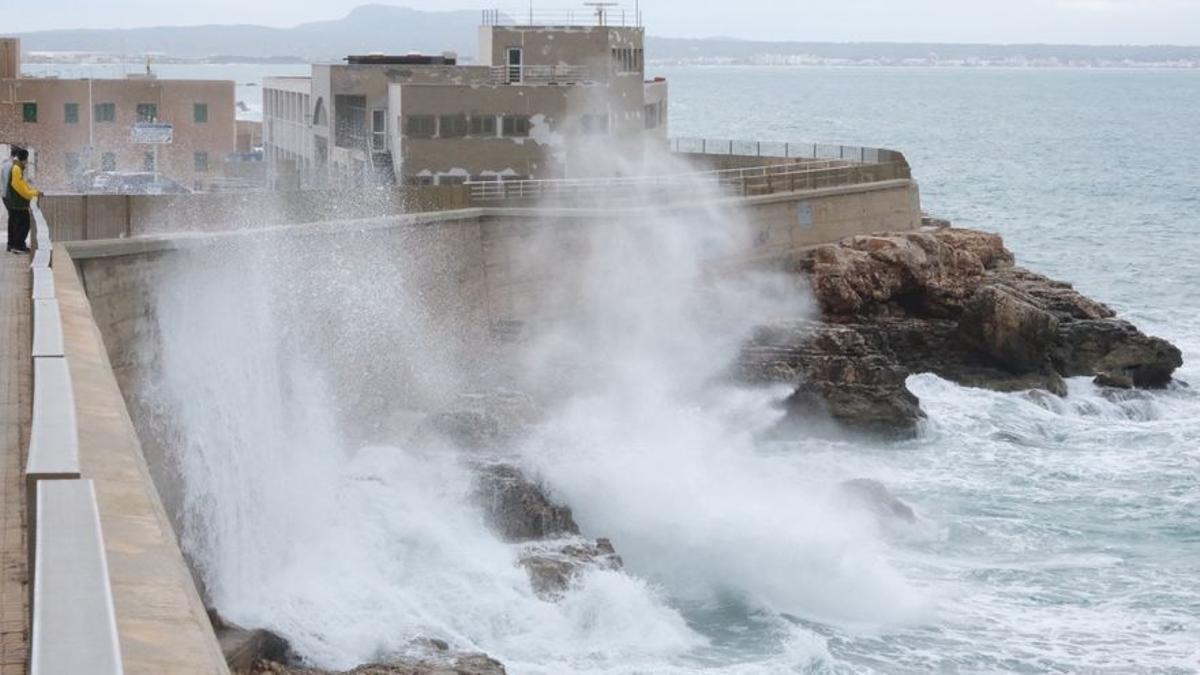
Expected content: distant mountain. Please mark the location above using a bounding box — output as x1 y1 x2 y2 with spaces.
11 4 1200 65
13 5 480 61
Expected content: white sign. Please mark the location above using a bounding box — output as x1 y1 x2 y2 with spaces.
131 122 174 144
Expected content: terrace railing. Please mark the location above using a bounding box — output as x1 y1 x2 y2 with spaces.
466 158 911 206
670 137 908 165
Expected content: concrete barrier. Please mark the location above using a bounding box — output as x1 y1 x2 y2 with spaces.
30 479 124 675
32 298 64 357
32 266 55 299
25 356 82 561
32 247 51 268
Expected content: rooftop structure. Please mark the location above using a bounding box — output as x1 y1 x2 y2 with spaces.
262 4 666 190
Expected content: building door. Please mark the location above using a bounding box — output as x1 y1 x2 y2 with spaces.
506 47 523 84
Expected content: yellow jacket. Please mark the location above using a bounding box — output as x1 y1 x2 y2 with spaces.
10 163 40 202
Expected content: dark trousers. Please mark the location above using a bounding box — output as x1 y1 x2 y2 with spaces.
6 208 29 249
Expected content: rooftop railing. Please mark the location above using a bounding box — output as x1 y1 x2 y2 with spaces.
482 7 643 27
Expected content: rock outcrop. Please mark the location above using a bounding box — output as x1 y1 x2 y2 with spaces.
244 645 506 675
518 538 624 599
473 462 580 542
740 227 1183 436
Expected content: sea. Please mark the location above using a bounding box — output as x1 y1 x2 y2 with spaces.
31 62 1200 672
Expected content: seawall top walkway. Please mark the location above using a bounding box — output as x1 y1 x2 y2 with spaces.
0 212 32 675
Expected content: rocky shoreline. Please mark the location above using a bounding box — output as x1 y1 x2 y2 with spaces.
738 224 1183 436
218 224 1183 672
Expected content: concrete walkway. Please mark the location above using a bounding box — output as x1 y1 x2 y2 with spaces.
0 237 31 675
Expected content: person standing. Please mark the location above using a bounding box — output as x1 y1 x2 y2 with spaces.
4 147 40 254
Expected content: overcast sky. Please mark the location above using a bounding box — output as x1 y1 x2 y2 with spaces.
16 0 1200 45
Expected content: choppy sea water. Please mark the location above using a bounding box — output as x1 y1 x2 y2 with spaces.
119 65 1200 674
663 66 1200 671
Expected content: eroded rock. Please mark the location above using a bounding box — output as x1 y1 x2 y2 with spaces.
743 226 1182 435
518 538 624 599
474 463 579 542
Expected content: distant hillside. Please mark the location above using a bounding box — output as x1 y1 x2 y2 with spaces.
13 5 480 61
11 4 1200 65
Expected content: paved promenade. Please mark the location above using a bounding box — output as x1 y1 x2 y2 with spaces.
0 237 31 675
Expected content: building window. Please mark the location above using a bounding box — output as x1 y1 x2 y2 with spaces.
502 115 530 137
406 175 435 186
469 115 496 137
22 102 37 123
581 114 609 135
313 97 327 126
438 175 467 186
372 109 387 150
101 152 116 171
439 114 468 138
136 103 158 123
404 115 436 138
194 151 209 173
64 102 79 124
94 102 116 123
144 151 156 172
194 103 208 123
644 103 660 129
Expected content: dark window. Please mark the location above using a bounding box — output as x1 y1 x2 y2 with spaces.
101 152 116 171
469 115 496 137
581 114 609 135
22 102 37 123
194 103 208 123
94 103 116 123
64 102 79 124
144 151 156 172
502 115 530 137
439 114 468 138
194 151 209 172
644 103 659 129
405 115 436 138
313 97 327 126
137 103 158 123
406 175 434 186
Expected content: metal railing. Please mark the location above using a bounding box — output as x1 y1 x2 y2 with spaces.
488 65 600 85
482 8 643 27
670 137 907 165
466 158 911 205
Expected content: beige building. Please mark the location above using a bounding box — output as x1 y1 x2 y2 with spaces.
263 7 668 189
0 37 236 191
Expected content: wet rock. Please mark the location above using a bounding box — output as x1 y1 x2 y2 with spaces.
839 478 917 525
209 609 295 672
246 650 506 675
1094 371 1135 389
958 285 1059 373
743 227 1183 436
1054 319 1182 388
518 537 624 599
474 463 579 542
